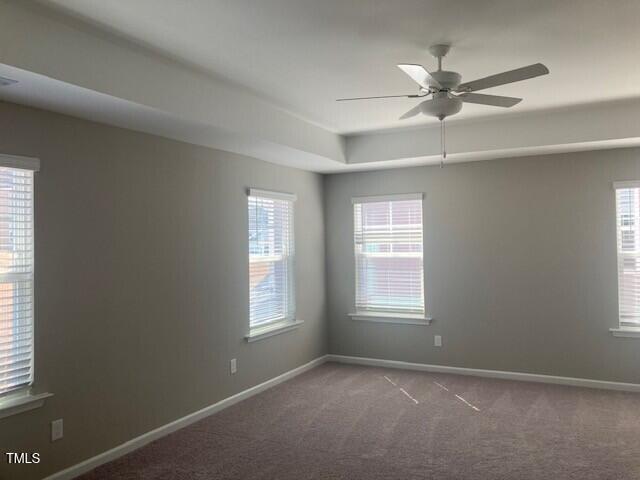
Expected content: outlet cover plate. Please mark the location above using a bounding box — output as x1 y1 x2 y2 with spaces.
51 419 63 442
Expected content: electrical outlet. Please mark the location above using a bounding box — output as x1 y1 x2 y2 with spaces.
230 358 237 374
434 335 442 347
51 419 63 442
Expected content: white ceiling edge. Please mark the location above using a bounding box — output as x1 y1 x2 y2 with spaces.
0 64 338 172
325 138 640 174
0 1 345 170
346 97 640 165
1 1 640 175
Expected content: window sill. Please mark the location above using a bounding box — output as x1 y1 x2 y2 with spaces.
0 391 53 420
348 312 433 326
610 327 640 338
245 319 304 343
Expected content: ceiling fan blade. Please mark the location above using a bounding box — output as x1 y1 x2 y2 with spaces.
336 93 423 102
456 63 549 93
397 64 442 90
399 101 429 120
456 92 522 107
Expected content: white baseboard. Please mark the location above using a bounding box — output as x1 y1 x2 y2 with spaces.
326 354 640 393
44 352 640 479
45 355 328 480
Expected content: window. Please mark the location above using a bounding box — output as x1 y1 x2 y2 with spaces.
353 194 424 316
615 182 640 328
248 189 295 330
0 164 35 397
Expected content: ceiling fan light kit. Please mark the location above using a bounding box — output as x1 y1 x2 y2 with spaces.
337 44 549 167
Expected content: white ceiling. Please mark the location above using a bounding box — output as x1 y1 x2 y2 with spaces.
3 1 640 174
37 0 640 134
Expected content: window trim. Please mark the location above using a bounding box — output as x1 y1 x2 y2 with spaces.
612 181 640 338
613 180 640 190
247 188 297 335
609 326 640 338
248 188 297 202
245 319 304 343
348 311 432 326
351 192 423 205
0 153 40 172
352 192 426 317
0 389 52 420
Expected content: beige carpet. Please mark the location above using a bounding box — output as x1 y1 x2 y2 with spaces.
78 362 640 479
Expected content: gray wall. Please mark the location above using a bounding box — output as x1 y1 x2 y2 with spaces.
0 101 327 480
325 149 640 384
4 95 640 480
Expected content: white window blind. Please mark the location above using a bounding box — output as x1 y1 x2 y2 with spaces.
0 166 34 396
353 194 424 314
615 183 640 327
248 189 295 329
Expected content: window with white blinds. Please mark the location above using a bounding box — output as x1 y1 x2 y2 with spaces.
248 189 295 329
615 182 640 327
0 166 34 397
353 194 424 315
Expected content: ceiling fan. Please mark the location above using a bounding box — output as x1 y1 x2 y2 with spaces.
337 44 549 122
337 44 548 166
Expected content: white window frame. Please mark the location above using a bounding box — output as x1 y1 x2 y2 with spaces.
611 181 640 338
245 188 302 342
0 154 52 419
349 193 431 325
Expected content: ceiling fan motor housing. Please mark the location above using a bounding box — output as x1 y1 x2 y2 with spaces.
430 70 461 91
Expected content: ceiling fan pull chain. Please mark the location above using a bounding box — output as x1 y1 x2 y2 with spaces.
440 118 447 168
